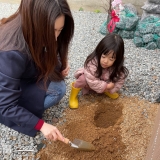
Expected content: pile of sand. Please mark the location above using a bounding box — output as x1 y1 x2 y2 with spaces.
37 94 159 160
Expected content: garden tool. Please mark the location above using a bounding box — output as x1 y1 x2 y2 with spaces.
63 138 95 151
69 82 81 109
104 91 119 99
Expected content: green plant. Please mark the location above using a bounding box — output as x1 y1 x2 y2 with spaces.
94 9 101 13
79 7 84 11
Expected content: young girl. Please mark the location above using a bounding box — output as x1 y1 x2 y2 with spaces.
69 33 129 109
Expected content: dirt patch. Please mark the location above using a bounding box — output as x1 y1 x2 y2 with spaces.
37 94 159 160
94 101 123 128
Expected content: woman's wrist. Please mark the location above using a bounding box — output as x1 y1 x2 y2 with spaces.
34 119 44 130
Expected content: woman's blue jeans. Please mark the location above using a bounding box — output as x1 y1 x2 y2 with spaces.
44 81 66 109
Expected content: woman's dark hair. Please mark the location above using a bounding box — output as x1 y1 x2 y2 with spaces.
84 33 128 82
0 0 74 87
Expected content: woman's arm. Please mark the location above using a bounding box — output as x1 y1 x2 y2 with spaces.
0 51 64 141
40 122 64 141
61 59 70 77
0 51 40 129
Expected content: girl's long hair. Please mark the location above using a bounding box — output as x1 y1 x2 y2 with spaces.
0 0 74 87
84 33 128 82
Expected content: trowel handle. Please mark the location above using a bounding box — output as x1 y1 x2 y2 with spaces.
63 138 70 144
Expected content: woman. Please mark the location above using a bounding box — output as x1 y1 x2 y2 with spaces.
0 0 74 142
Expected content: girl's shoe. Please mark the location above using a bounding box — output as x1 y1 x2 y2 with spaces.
69 82 81 109
104 91 119 99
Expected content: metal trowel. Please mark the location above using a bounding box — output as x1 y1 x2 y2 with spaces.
63 138 95 151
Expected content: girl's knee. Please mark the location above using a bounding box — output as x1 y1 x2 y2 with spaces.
74 74 87 88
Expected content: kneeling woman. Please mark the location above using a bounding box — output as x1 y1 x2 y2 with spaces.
0 0 74 141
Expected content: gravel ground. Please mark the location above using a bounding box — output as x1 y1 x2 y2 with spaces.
0 2 160 160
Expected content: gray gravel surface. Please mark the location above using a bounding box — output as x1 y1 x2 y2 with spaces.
0 2 160 160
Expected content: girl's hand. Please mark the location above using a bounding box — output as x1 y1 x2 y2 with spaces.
106 82 115 90
61 65 70 77
40 122 64 142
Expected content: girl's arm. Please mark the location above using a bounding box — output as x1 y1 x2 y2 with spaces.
105 82 115 91
107 76 125 93
84 62 108 93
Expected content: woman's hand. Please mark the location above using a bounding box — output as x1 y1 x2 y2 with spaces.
61 65 70 77
105 82 115 91
40 122 64 142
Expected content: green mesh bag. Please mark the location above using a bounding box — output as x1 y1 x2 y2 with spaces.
112 7 139 39
142 34 154 43
99 20 108 35
155 28 160 35
138 23 155 34
118 30 135 39
145 42 157 50
155 23 160 35
113 27 119 34
134 15 160 50
134 31 143 37
99 9 111 35
125 17 139 30
116 8 139 31
157 38 160 49
153 34 160 41
133 37 143 47
99 5 139 39
115 18 125 29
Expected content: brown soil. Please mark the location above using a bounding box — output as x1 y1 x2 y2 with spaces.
37 94 159 160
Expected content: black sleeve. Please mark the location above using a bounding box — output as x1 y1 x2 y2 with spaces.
0 50 39 128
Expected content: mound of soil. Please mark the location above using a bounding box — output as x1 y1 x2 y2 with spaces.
37 94 159 160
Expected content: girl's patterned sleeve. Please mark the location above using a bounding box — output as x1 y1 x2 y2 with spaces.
84 61 107 93
108 74 125 93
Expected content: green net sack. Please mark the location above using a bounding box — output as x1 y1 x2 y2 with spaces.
134 37 143 47
138 23 155 34
118 30 135 39
157 38 160 49
99 20 108 35
155 23 160 36
134 31 143 37
133 16 160 50
99 4 139 39
99 12 111 35
116 8 139 31
146 42 157 50
113 7 139 39
143 34 154 43
113 27 119 34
